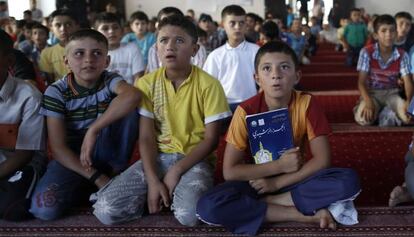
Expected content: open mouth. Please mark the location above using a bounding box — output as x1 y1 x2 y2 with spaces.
165 55 177 60
82 66 96 71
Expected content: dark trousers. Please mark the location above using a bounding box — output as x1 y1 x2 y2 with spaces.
0 165 39 221
346 46 363 67
196 168 360 235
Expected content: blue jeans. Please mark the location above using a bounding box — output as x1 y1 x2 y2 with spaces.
29 111 138 220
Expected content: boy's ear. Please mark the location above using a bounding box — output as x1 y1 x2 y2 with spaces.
294 70 301 85
105 55 111 68
192 43 199 57
372 32 378 40
253 73 261 86
63 55 71 70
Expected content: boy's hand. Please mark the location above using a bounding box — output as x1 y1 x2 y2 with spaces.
163 166 182 198
80 127 99 170
249 178 278 194
361 99 375 122
147 180 170 214
278 147 302 173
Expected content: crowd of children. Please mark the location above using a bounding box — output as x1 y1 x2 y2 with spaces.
1 0 414 235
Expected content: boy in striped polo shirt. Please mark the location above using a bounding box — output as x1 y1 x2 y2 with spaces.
30 29 141 221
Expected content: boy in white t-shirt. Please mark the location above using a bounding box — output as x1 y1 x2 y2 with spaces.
95 12 145 84
203 5 259 112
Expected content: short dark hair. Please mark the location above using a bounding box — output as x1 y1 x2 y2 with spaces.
32 22 49 35
373 14 396 33
24 21 35 30
16 20 27 29
49 9 78 24
260 20 280 41
350 8 361 14
23 10 32 16
196 26 207 38
395 11 412 22
94 12 121 28
246 13 257 21
221 5 246 19
157 7 183 22
157 15 198 44
198 13 213 23
0 29 14 56
67 29 108 50
129 11 149 23
254 41 299 72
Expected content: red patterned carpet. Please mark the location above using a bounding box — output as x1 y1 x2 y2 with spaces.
0 207 414 237
330 125 412 206
313 92 359 123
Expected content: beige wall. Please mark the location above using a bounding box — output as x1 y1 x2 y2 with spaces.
355 0 414 16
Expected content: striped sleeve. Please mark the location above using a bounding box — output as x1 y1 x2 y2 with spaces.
106 72 126 94
399 51 411 76
356 47 370 72
39 84 65 118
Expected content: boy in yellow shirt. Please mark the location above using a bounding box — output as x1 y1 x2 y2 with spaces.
91 15 231 226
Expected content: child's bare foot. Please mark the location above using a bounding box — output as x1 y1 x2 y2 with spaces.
389 185 413 207
314 209 336 230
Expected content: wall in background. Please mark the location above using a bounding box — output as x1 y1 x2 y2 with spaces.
355 0 414 16
8 0 55 20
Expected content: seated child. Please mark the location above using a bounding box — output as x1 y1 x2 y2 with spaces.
203 5 259 112
354 14 412 126
196 41 361 236
0 29 47 221
95 12 145 84
29 29 141 220
39 9 79 84
121 11 156 66
287 18 310 65
394 12 413 52
90 15 231 226
27 23 49 66
258 20 280 46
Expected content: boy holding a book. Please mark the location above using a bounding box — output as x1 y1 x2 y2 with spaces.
196 41 361 235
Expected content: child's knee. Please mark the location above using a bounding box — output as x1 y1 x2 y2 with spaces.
29 202 63 221
195 192 222 225
174 209 199 227
92 191 145 225
336 168 360 198
29 187 64 220
354 105 377 125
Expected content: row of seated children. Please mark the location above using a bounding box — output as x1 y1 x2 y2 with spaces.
0 6 362 236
